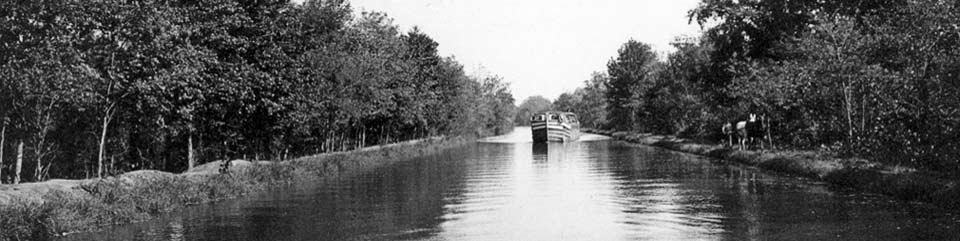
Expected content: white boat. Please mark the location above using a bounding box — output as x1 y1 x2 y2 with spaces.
530 111 580 142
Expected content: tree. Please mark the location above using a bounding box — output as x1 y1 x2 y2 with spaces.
479 75 516 135
0 0 92 181
0 0 517 182
552 93 578 113
688 0 908 103
564 72 609 129
657 38 714 136
403 27 445 137
605 40 658 131
514 96 553 125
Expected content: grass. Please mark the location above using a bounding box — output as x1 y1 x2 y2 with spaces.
0 136 467 241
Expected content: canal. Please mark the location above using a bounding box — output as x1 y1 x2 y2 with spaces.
62 127 959 241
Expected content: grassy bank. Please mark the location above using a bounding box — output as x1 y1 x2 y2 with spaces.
587 129 960 210
0 136 468 241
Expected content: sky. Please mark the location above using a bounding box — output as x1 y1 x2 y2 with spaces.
324 0 705 102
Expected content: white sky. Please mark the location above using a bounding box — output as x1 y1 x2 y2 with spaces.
315 0 705 102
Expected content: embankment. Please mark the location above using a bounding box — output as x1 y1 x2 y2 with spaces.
0 136 468 241
587 129 960 210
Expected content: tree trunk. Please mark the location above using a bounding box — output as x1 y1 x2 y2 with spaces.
764 116 772 149
844 81 854 139
187 134 195 169
15 141 23 184
32 130 50 182
360 127 367 148
35 149 42 182
358 129 365 149
98 105 115 178
861 94 867 133
98 120 108 178
0 124 5 183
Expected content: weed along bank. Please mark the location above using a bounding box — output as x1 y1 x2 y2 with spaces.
0 137 468 240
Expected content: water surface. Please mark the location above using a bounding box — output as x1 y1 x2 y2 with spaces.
62 127 960 241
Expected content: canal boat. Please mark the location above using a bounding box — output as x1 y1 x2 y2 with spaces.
530 111 581 142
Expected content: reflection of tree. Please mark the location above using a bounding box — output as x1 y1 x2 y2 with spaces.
154 146 480 241
335 146 476 239
70 139 960 240
721 166 764 241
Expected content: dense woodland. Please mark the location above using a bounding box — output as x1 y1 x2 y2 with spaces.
0 0 516 182
555 0 960 175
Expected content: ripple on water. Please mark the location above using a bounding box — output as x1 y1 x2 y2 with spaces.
58 127 960 241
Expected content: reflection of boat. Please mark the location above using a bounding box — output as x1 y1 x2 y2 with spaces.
530 111 580 143
532 142 548 155
531 142 572 162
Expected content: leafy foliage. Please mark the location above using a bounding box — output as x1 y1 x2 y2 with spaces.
513 96 553 126
552 72 608 128
605 40 659 131
0 0 515 181
558 0 960 174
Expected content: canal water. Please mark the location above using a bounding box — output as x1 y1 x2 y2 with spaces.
62 127 960 241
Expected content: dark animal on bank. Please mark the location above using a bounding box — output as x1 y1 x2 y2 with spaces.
735 114 767 150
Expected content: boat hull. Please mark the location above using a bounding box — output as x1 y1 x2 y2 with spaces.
531 122 579 142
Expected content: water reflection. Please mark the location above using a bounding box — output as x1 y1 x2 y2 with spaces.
61 127 960 241
531 142 548 157
433 140 626 240
530 142 571 163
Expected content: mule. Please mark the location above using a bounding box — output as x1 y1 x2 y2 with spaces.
736 114 769 150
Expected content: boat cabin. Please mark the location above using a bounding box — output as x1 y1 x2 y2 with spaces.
530 111 581 142
530 112 579 124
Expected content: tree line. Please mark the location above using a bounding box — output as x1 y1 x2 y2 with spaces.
0 0 515 183
554 0 960 175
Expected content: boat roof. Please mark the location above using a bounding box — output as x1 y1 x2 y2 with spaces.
533 111 577 116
